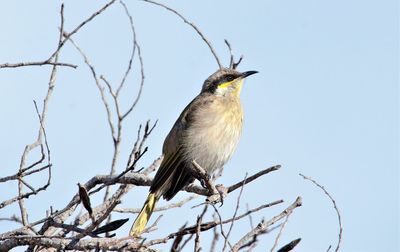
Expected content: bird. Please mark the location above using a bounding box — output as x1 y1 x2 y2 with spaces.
129 67 258 237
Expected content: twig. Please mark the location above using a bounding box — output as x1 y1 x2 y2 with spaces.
223 173 247 251
143 215 163 234
231 197 302 252
225 39 234 69
246 203 254 230
48 0 117 61
209 213 219 252
119 1 146 120
0 215 23 224
194 205 208 252
227 165 280 193
145 199 283 246
270 216 290 252
114 195 198 213
1 0 116 70
117 0 137 97
0 61 77 69
0 235 147 251
14 2 62 225
299 173 342 252
170 223 187 252
180 234 194 251
142 0 223 69
211 204 233 251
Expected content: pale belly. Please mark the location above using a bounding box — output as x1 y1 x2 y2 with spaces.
182 99 243 173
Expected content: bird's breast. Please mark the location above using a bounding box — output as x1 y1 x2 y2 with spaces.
182 97 243 173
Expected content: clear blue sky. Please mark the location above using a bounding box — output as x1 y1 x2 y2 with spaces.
1 1 398 251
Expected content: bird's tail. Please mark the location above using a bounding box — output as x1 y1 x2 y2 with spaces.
129 192 158 237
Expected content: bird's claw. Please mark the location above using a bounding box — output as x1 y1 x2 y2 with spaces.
206 184 227 206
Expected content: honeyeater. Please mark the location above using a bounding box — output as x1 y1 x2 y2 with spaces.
129 68 257 236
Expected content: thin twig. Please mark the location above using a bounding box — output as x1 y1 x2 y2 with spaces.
225 39 234 69
194 205 208 252
231 197 302 252
114 195 198 213
209 213 219 252
146 199 283 246
0 61 77 69
227 165 280 193
211 204 233 251
270 216 290 252
117 0 137 97
142 0 222 69
48 0 117 61
299 173 342 252
1 0 116 70
223 173 247 251
170 223 187 252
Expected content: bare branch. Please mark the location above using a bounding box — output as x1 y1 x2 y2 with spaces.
194 205 208 252
142 0 223 69
170 223 187 252
145 199 283 246
211 204 232 251
114 195 198 213
0 61 77 69
223 173 247 251
0 235 157 251
227 165 280 193
117 0 138 97
299 173 343 252
270 215 290 252
1 1 116 70
231 197 302 252
48 0 117 61
209 214 219 252
225 39 234 69
224 39 243 70
121 36 145 120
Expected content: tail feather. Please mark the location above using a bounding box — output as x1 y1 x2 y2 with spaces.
129 192 158 237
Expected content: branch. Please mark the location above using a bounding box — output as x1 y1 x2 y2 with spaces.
299 173 342 252
227 165 280 193
0 61 77 69
1 1 116 70
142 0 223 69
231 197 302 251
145 199 283 246
0 235 156 251
113 195 198 213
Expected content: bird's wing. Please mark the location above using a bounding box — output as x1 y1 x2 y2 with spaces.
150 94 212 197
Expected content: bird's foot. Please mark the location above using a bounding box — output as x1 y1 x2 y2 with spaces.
206 184 228 206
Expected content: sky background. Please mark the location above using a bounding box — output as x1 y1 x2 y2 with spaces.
0 1 398 251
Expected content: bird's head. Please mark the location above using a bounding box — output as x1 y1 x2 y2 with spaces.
201 68 258 97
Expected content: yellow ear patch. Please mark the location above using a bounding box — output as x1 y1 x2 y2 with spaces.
218 80 235 89
218 79 244 89
218 79 244 96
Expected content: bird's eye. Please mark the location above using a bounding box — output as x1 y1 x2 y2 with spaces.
226 75 235 82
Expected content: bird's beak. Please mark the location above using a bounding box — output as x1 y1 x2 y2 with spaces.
241 71 258 78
